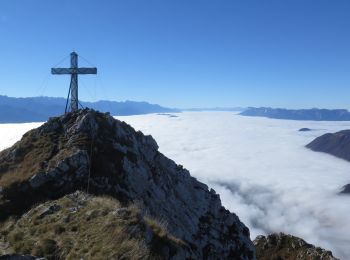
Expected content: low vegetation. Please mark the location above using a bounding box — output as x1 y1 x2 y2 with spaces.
254 233 338 260
0 191 186 259
0 115 90 188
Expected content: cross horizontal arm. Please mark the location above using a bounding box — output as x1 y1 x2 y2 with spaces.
51 68 72 74
76 68 97 74
51 68 97 75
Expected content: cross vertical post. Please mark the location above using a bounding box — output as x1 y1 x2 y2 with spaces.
51 52 97 113
70 52 79 111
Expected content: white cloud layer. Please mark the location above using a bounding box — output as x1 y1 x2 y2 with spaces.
1 112 350 258
116 112 350 259
0 122 42 150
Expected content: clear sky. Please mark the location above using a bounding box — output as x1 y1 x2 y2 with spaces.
0 0 350 109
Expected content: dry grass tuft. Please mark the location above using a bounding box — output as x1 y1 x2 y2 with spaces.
0 192 187 259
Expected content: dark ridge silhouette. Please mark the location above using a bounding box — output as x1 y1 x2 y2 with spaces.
184 107 245 112
299 128 312 132
340 184 350 194
0 95 179 123
240 107 350 121
306 130 350 195
306 130 350 162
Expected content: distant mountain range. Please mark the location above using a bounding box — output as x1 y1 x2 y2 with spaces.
184 107 245 112
240 107 350 121
0 95 179 123
4 95 350 123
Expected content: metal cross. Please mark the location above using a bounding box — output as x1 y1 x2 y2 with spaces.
51 52 97 112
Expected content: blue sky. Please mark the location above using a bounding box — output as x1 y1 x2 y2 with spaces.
0 0 350 109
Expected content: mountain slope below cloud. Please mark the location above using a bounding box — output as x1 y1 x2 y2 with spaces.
306 130 350 162
306 130 350 194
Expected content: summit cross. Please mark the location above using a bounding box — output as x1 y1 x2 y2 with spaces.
51 52 97 112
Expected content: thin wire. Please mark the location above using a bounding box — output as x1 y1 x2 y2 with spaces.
77 54 98 107
78 100 85 109
78 54 96 67
65 83 72 113
34 54 70 96
86 138 94 194
93 75 97 100
34 74 50 97
77 54 114 114
51 54 70 68
94 74 114 113
79 77 96 101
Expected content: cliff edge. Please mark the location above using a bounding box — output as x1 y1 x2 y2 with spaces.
0 109 255 259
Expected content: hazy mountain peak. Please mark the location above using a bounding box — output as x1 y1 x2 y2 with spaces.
0 95 179 123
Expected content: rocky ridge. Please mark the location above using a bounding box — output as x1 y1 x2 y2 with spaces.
340 184 350 194
254 233 338 260
306 130 350 194
306 130 350 162
299 128 312 132
240 107 350 121
0 109 255 259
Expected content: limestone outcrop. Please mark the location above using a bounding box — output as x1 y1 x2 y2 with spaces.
254 233 338 260
0 109 255 259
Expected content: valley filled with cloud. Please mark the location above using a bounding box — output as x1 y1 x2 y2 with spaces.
117 112 350 259
1 112 350 258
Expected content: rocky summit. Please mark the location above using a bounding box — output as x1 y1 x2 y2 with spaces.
306 130 350 195
0 109 255 259
306 130 350 162
254 233 338 260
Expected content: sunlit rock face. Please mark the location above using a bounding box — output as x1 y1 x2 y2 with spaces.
0 109 255 259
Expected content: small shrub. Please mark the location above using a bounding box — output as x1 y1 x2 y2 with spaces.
70 226 78 232
34 238 60 260
9 231 24 243
54 224 65 234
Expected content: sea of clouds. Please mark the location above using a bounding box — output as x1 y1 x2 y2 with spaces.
1 112 350 258
116 112 350 259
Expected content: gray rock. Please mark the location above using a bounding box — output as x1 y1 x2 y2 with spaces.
0 255 45 260
299 128 312 132
0 109 256 259
29 173 48 189
38 203 61 218
254 233 338 260
306 130 350 195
